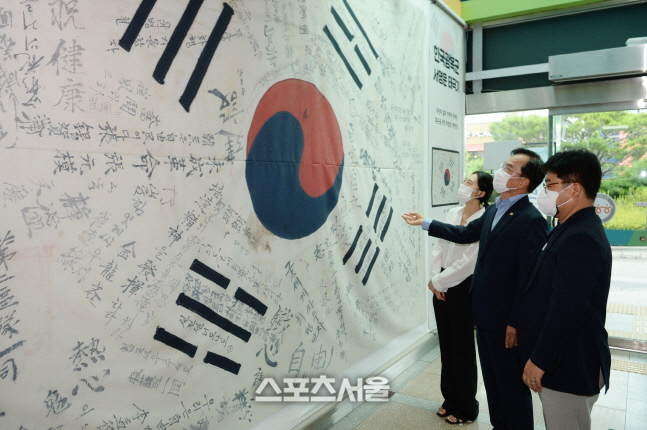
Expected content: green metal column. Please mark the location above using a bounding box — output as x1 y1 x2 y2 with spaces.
547 116 554 226
548 116 554 158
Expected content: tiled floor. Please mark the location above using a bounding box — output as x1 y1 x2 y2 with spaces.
329 345 647 430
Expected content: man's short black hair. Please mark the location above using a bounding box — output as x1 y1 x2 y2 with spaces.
544 148 601 200
511 148 545 193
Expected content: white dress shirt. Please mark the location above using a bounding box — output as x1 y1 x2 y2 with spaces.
429 206 485 293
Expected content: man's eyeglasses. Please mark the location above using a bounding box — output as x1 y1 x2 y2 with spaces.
500 163 523 177
542 181 575 192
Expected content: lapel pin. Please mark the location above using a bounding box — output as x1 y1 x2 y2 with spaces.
510 213 514 216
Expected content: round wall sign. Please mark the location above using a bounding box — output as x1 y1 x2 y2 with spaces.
594 193 616 224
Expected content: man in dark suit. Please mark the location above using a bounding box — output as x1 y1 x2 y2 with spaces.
403 148 548 429
519 149 611 430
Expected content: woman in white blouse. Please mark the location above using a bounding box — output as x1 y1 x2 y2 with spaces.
405 171 493 425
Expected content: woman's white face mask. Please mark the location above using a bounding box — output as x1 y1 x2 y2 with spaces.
457 184 476 203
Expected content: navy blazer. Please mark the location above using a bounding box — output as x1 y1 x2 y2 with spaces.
517 206 612 395
428 196 548 331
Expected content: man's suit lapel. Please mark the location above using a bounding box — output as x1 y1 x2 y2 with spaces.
478 206 496 255
522 223 569 292
479 197 528 258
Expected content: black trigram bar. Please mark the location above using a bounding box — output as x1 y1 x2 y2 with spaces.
331 4 372 81
234 287 267 316
355 238 372 274
331 6 353 41
366 183 393 241
153 0 205 85
354 45 371 75
343 227 383 284
153 327 197 357
179 3 234 112
190 259 230 289
362 246 380 285
176 293 251 342
380 208 393 242
204 351 241 375
343 225 363 265
343 0 378 59
344 182 391 283
373 196 386 232
119 0 158 52
323 25 362 89
365 183 378 217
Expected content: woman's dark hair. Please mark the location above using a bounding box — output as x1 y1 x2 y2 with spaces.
473 171 494 207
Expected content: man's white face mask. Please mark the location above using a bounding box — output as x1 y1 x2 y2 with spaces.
537 183 574 217
493 169 518 194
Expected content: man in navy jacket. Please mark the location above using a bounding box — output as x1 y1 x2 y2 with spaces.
403 148 548 429
519 149 611 430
